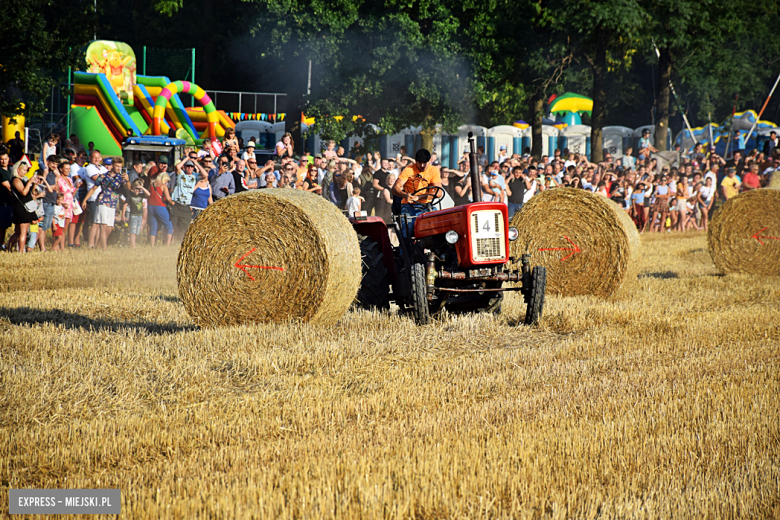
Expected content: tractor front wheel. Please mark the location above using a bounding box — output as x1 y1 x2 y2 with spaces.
410 262 431 325
524 266 546 326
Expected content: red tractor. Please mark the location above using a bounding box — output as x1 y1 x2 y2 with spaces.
350 134 546 325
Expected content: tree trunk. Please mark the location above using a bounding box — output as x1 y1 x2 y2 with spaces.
420 126 436 152
655 47 672 152
590 28 608 164
530 94 543 160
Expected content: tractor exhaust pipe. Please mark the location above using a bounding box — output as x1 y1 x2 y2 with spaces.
468 132 480 203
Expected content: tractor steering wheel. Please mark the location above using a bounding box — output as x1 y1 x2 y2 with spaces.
409 185 446 210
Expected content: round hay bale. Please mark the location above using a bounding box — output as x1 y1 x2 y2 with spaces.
769 170 780 189
707 188 780 276
177 189 361 326
509 187 641 298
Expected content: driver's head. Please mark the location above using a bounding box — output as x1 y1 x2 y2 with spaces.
414 148 431 170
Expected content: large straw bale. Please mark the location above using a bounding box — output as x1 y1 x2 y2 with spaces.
509 187 641 298
769 170 780 189
707 188 780 276
177 189 361 326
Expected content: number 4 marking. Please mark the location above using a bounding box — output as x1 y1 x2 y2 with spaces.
483 220 491 232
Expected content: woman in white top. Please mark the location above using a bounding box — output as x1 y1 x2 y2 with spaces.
275 133 294 159
696 177 715 231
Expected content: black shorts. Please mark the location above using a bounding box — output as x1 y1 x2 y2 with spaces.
0 205 12 228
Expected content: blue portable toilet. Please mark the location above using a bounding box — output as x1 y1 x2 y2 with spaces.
541 125 561 158
562 125 591 159
486 125 522 162
602 126 633 158
456 125 488 163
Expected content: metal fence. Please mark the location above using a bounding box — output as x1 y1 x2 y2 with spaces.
202 90 286 115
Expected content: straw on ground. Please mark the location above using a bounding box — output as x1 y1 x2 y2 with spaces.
1 231 778 518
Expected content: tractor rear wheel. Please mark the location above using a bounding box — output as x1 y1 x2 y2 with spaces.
355 235 390 310
410 262 431 325
524 266 546 325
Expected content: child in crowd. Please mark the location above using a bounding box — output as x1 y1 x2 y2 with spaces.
323 140 338 160
346 186 364 217
24 181 47 252
122 179 150 248
51 193 66 251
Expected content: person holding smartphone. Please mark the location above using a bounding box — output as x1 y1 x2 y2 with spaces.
9 159 39 252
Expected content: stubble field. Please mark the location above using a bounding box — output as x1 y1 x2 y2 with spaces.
1 231 778 518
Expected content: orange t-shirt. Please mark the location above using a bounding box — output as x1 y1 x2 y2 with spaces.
397 163 442 203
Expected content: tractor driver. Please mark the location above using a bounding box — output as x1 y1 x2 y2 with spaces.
391 148 442 238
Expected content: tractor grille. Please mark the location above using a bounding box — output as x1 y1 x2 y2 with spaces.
470 209 506 262
475 238 502 258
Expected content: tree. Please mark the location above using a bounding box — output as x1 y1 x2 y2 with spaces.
293 0 472 152
0 0 96 119
558 0 647 162
464 0 575 159
672 0 780 128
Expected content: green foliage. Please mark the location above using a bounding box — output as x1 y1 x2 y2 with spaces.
5 0 780 142
0 0 96 120
304 101 350 142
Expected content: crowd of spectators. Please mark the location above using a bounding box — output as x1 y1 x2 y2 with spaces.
1 127 778 253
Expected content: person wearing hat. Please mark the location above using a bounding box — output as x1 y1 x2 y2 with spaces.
638 129 657 160
391 148 441 238
171 156 205 241
497 145 508 165
241 142 256 162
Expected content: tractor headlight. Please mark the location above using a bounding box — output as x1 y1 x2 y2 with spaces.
508 227 519 241
445 230 459 244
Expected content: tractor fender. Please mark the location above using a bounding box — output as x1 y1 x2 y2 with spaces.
349 217 397 281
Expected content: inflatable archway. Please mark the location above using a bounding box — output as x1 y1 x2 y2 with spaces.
152 81 217 139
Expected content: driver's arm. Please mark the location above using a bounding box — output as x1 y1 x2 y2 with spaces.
391 177 410 199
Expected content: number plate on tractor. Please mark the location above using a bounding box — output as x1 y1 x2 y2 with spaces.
472 211 502 239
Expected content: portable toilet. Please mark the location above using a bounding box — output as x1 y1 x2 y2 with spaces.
520 126 532 155
541 125 561 158
271 122 286 146
400 126 422 157
379 131 405 160
486 125 523 161
451 125 487 165
309 133 326 155
427 125 460 168
602 126 633 158
560 124 591 159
